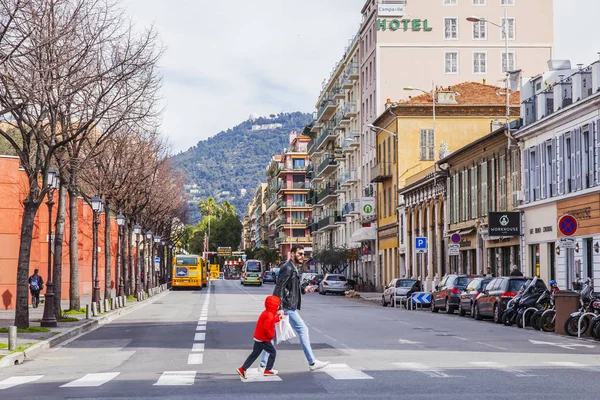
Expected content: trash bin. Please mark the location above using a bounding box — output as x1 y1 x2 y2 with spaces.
554 291 580 335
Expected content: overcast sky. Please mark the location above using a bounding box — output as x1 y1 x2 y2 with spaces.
123 0 600 153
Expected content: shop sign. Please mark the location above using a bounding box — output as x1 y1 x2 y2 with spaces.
377 19 433 32
489 212 521 236
529 226 553 235
361 197 375 217
559 237 576 249
378 4 404 17
448 244 460 256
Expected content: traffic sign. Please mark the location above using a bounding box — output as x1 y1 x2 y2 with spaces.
415 237 427 254
558 215 578 236
154 257 160 263
448 244 460 256
450 233 461 244
411 292 431 304
242 254 247 261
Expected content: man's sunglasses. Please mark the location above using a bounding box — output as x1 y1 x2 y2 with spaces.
296 252 305 256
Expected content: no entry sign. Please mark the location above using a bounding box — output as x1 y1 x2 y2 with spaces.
558 214 578 236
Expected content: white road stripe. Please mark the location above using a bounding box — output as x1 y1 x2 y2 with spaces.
469 361 538 377
192 343 205 352
0 376 44 390
476 342 508 350
195 333 206 341
188 354 204 365
392 362 461 378
154 371 196 386
545 361 587 367
198 321 207 326
199 317 208 322
196 326 206 331
241 368 282 383
321 364 373 380
61 373 120 388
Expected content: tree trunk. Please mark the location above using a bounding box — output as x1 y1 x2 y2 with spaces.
68 187 80 311
53 182 68 316
14 200 40 328
124 220 130 296
104 200 111 299
127 221 133 295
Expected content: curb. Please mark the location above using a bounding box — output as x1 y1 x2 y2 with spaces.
0 288 170 370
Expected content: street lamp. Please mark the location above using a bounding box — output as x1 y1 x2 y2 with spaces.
116 213 126 297
41 168 59 328
145 230 153 291
367 124 397 137
133 224 142 295
90 196 103 303
153 235 161 287
467 10 514 147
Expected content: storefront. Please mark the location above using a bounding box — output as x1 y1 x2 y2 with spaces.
523 203 557 283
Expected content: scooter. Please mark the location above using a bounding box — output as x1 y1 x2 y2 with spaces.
528 290 553 330
564 278 600 336
515 278 547 328
502 282 530 326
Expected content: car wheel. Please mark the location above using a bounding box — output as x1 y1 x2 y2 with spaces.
474 304 483 320
445 298 453 314
320 289 326 295
458 303 466 317
471 302 476 319
381 296 387 307
431 301 438 313
390 296 395 307
493 305 502 324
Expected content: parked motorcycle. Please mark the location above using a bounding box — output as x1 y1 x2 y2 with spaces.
502 282 530 326
529 290 553 330
564 278 600 337
588 303 600 340
515 277 547 329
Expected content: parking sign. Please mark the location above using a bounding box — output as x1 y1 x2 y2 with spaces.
415 237 427 254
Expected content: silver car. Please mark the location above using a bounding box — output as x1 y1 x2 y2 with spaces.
319 274 348 295
382 278 422 307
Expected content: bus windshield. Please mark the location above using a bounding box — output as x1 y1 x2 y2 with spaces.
176 257 198 265
245 261 261 273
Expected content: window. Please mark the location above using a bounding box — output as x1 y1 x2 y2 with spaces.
472 0 486 4
471 165 478 218
419 129 434 160
292 194 305 206
293 158 305 168
383 188 387 218
453 174 460 223
444 18 458 39
565 134 572 193
501 0 514 5
511 149 520 207
595 122 600 187
502 52 516 73
473 52 487 73
489 157 496 211
445 52 459 74
388 187 392 217
481 161 488 215
501 17 515 40
499 154 506 210
444 0 458 4
472 21 487 40
462 170 469 220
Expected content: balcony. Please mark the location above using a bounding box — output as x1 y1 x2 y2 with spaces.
316 98 336 122
371 163 392 183
278 181 309 191
277 200 311 210
342 101 358 118
316 213 342 231
340 62 359 89
317 156 337 177
316 128 336 151
338 169 357 187
333 85 346 100
342 130 360 152
276 235 312 244
309 222 318 235
316 184 338 204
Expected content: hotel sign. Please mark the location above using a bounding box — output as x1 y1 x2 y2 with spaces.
377 18 433 32
378 4 405 17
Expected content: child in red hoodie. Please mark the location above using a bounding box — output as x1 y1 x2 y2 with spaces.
237 295 281 378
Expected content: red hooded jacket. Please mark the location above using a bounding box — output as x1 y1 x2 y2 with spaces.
253 295 281 342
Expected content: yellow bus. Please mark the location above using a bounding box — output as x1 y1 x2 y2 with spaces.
172 254 207 289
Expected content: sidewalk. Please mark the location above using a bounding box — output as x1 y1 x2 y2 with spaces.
353 291 382 304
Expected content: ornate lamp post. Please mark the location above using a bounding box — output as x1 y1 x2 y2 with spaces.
116 213 126 296
153 235 161 287
91 196 103 303
145 230 153 291
41 168 59 328
168 243 173 282
160 240 165 284
133 224 142 295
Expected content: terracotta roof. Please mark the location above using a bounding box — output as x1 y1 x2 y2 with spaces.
399 82 520 107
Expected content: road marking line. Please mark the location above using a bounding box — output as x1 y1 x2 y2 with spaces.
545 361 586 367
195 333 206 341
241 368 282 382
392 362 460 378
469 361 537 377
324 334 338 343
312 327 323 334
154 371 196 386
61 373 120 387
199 317 208 322
0 376 44 390
476 342 508 350
198 322 207 326
188 354 204 365
453 336 468 341
321 364 373 380
196 326 206 331
192 343 205 352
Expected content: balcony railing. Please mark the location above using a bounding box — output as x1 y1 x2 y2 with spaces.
277 218 308 227
317 156 337 176
338 169 357 186
277 200 309 209
371 163 392 183
342 201 359 216
342 101 358 118
276 235 312 244
316 212 341 231
315 127 335 150
317 98 336 122
316 185 337 203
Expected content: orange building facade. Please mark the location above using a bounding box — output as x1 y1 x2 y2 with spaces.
0 155 119 310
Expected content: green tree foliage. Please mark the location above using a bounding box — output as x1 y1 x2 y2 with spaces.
313 247 351 274
173 112 313 224
211 214 243 250
256 247 280 267
184 199 243 253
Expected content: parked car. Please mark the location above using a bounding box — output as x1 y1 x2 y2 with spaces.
473 276 529 323
458 277 492 317
310 274 324 291
381 278 422 307
262 271 276 284
431 275 475 314
319 274 348 295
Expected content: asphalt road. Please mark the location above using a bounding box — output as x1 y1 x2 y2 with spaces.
1 279 600 399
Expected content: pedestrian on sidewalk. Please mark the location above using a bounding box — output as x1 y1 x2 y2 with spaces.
28 269 44 308
259 245 330 372
237 295 282 379
509 265 523 276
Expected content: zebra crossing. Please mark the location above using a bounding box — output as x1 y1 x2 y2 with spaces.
2 360 600 390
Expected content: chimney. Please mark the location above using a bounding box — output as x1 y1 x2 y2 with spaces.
482 78 487 85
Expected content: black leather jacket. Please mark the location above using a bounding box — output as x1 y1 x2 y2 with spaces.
273 260 306 310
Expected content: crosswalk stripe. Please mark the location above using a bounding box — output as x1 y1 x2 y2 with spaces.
154 371 196 386
0 376 44 390
241 368 282 383
392 362 460 378
469 361 538 377
61 372 120 388
199 317 208 322
195 333 206 341
322 364 373 380
196 326 206 331
188 354 204 365
192 343 205 352
545 361 587 368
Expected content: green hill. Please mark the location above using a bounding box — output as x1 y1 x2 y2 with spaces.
173 112 313 224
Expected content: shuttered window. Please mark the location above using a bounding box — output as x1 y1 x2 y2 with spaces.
462 170 468 221
595 121 600 186
551 138 557 197
490 158 496 212
419 129 434 160
471 165 478 218
524 148 530 203
481 161 488 215
453 174 460 223
557 134 564 195
511 149 519 207
499 154 506 211
575 127 582 191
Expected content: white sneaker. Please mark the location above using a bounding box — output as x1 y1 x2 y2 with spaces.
309 360 330 371
257 365 265 374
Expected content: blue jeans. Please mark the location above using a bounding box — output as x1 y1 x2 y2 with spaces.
261 309 316 366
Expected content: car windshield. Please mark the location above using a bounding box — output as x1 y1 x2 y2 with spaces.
455 277 472 286
245 261 261 272
326 275 346 281
175 257 198 265
508 279 528 292
397 280 416 287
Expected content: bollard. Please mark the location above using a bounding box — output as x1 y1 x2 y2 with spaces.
91 302 98 316
104 299 110 312
110 298 115 310
8 326 17 351
99 300 105 314
86 304 90 319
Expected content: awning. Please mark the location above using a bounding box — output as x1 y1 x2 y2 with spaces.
459 229 474 236
349 226 377 242
479 228 512 241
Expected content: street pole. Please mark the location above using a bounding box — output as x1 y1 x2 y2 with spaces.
134 224 142 295
504 7 511 149
41 169 58 327
90 196 103 303
116 213 125 297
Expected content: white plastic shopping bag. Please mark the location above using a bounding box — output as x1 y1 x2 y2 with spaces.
275 315 296 344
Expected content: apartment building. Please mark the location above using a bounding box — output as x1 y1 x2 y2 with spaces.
264 156 282 250
308 31 362 274
374 82 519 290
515 58 600 291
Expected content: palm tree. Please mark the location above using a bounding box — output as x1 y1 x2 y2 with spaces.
221 200 236 216
257 247 280 269
198 197 221 219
